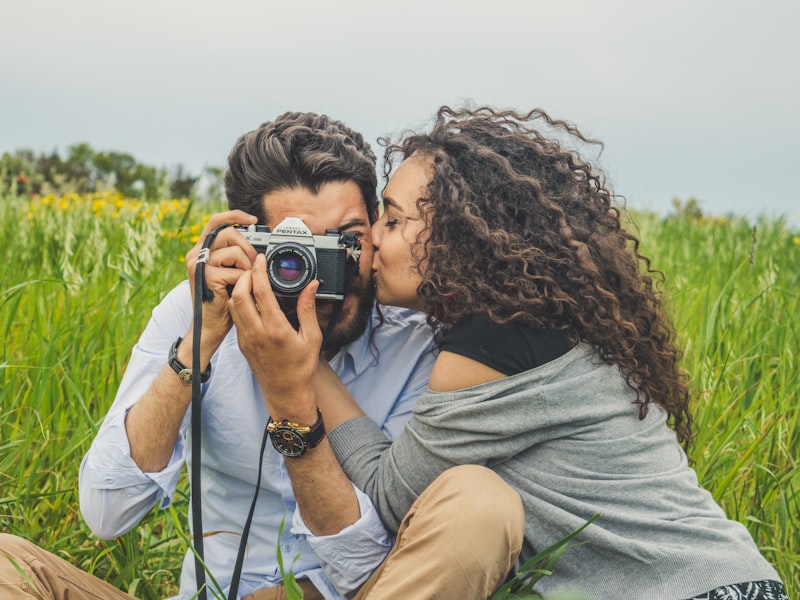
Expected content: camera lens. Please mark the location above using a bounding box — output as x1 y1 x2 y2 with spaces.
266 243 315 295
276 254 304 283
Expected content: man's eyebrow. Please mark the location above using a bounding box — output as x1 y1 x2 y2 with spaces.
339 217 370 230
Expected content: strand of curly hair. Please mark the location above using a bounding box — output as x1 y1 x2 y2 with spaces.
382 105 694 453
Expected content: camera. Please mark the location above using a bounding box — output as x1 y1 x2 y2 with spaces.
234 217 362 300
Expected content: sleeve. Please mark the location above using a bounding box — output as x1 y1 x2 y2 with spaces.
78 281 194 539
291 484 393 595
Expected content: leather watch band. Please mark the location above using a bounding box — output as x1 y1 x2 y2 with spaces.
168 337 211 385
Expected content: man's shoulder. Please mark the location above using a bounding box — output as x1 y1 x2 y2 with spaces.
150 280 193 320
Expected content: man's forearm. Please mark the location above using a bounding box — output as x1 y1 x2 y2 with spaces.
124 331 221 472
284 441 360 535
264 395 362 535
124 365 193 472
277 360 370 535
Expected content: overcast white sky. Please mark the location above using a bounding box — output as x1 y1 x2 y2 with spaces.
2 0 798 224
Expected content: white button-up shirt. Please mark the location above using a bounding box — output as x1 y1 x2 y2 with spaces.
78 280 436 599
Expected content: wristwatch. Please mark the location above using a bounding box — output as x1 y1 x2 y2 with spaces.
168 337 211 385
267 409 325 458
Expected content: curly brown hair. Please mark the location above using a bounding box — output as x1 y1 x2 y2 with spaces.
383 105 693 451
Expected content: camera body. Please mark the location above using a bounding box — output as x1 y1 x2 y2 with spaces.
234 217 361 300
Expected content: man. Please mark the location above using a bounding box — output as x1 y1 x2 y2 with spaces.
0 112 436 599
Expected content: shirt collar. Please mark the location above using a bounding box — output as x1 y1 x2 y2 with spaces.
335 303 380 377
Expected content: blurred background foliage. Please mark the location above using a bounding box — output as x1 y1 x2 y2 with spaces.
1 143 225 203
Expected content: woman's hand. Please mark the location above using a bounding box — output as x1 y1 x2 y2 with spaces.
229 253 322 421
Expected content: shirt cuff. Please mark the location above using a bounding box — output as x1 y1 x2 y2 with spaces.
291 484 392 594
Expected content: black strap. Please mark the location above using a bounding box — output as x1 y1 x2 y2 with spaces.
190 224 231 599
227 423 271 600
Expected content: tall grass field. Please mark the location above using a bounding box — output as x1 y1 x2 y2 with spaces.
1 192 798 599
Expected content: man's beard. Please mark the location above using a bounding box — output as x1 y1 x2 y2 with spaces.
320 273 375 353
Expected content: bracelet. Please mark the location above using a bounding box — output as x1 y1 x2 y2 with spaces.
168 337 211 384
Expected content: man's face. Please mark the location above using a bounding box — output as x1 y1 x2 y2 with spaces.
261 182 374 351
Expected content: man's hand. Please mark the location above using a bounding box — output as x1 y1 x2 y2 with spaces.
229 253 322 420
184 210 259 362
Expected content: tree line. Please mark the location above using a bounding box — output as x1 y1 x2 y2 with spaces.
1 143 225 201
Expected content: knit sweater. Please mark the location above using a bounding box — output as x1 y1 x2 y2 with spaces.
328 344 782 599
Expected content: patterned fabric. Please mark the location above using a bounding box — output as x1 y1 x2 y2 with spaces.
686 579 788 600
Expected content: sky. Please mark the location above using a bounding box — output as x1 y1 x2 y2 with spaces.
2 0 798 226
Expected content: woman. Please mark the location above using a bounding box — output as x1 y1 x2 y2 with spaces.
231 106 787 599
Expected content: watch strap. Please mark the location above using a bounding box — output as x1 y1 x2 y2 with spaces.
168 337 211 384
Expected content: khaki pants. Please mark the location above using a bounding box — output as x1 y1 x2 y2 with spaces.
352 465 525 600
1 465 523 600
0 533 321 599
0 533 135 599
243 579 323 600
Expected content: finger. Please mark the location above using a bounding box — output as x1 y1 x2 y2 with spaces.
296 280 322 343
250 254 285 321
229 267 261 325
198 211 258 249
207 245 255 270
204 210 257 234
210 224 261 263
186 211 258 263
204 264 250 294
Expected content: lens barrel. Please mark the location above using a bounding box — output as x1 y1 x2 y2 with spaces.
266 243 316 295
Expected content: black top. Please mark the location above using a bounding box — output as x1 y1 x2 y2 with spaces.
439 314 574 375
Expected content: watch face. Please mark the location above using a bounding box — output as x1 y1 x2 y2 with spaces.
270 426 308 458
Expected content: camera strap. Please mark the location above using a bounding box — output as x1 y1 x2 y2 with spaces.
189 224 232 600
192 223 267 600
227 422 270 600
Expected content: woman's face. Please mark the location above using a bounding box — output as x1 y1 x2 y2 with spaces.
370 154 432 312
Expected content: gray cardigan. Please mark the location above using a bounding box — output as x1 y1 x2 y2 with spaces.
328 344 781 599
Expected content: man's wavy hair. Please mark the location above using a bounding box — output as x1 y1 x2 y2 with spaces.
384 105 693 451
225 111 378 224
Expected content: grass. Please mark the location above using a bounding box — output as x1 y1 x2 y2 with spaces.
632 212 800 589
1 192 798 598
1 192 204 598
